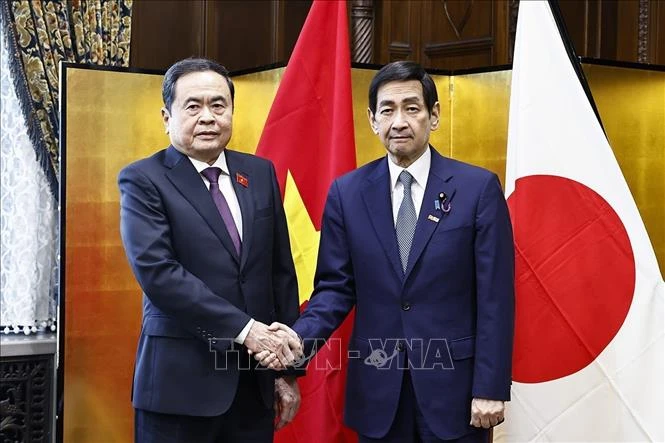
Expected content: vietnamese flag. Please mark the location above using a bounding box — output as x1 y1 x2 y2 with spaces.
496 1 664 441
255 1 357 442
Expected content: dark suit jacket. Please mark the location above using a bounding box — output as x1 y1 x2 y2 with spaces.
119 146 299 416
293 147 515 440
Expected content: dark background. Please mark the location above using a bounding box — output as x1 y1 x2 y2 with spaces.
129 0 665 72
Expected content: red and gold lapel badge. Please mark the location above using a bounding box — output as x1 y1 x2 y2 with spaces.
236 172 249 188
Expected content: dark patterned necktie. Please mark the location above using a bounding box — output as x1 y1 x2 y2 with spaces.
201 167 241 255
395 170 417 273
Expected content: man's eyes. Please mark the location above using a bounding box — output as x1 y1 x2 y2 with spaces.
378 106 419 115
184 103 225 111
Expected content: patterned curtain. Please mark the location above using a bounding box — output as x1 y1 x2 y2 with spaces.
0 0 132 334
1 34 58 334
1 0 133 197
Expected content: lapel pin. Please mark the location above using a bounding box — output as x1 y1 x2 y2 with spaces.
428 214 440 223
236 172 248 188
438 192 451 214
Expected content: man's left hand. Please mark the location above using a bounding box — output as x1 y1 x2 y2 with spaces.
274 376 301 430
470 398 504 428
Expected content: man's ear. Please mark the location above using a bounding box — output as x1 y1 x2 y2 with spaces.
161 107 170 134
367 108 378 134
430 102 441 131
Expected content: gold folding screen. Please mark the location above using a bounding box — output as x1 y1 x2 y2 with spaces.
61 64 664 442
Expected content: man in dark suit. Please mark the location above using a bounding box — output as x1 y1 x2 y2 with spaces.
260 61 515 442
119 58 303 443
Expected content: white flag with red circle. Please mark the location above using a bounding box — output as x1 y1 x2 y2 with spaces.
499 1 664 441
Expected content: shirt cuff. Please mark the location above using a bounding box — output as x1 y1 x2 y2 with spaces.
234 318 254 344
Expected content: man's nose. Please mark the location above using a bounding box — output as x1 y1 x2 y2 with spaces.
391 110 408 129
198 106 215 123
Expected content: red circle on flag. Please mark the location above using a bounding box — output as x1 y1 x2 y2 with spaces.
507 175 635 383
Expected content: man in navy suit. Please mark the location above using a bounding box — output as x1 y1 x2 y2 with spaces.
119 58 303 442
260 61 515 442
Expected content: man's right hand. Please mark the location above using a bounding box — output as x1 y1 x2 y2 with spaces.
252 322 305 370
244 321 303 368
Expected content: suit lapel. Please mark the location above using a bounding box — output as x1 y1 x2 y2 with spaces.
164 146 240 264
361 159 404 280
404 149 456 279
225 150 254 270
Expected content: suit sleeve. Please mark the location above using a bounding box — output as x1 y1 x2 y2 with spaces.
118 164 251 351
472 173 515 401
293 180 356 353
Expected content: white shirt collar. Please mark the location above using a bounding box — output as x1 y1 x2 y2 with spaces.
387 146 431 190
188 150 230 176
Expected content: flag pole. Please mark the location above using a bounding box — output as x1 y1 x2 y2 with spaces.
546 0 606 133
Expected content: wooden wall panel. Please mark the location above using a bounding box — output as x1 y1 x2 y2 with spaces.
493 0 510 66
558 0 590 55
558 0 663 65
421 0 493 69
375 0 510 70
280 0 314 61
130 0 205 71
615 0 640 62
205 1 275 72
376 0 419 61
129 0 311 72
129 1 663 73
586 0 602 57
649 0 664 64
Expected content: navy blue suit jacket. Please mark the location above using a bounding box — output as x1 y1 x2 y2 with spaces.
119 146 299 416
293 147 515 439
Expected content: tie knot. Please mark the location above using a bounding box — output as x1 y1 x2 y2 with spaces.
398 170 414 189
201 167 222 184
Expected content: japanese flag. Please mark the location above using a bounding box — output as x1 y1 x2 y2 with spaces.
499 0 665 441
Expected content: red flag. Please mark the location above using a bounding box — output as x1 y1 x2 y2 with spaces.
256 1 357 442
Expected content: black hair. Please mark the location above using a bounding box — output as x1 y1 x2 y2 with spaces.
162 57 235 111
368 61 438 115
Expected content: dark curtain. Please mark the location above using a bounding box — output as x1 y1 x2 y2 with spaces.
0 0 133 199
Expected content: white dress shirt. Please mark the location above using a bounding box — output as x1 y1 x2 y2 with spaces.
387 146 431 225
188 151 253 344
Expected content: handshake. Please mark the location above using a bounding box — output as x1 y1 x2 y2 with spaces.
244 321 305 370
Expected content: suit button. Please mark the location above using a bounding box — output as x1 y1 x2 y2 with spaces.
397 342 405 352
402 302 411 311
